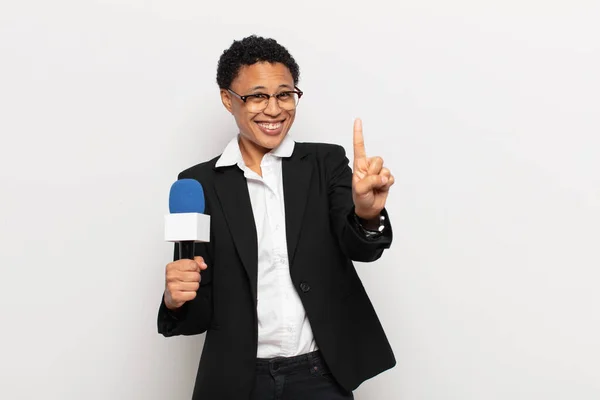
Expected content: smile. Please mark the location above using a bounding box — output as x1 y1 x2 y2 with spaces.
256 122 283 130
255 120 285 136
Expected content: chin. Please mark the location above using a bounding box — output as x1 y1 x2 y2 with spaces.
258 134 286 150
252 127 289 147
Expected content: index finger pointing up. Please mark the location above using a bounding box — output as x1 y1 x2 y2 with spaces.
353 118 367 162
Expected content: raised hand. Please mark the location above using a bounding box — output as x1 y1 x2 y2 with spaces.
352 118 395 221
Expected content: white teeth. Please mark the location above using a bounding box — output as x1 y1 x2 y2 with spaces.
257 122 282 130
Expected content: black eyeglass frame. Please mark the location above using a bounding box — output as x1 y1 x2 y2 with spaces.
227 86 304 105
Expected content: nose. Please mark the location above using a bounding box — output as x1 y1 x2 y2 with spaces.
263 96 282 116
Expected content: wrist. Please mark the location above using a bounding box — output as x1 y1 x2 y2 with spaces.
358 215 381 230
352 212 386 239
164 293 182 311
354 208 381 223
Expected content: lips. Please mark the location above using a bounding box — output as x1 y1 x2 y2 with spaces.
255 120 285 136
256 121 282 129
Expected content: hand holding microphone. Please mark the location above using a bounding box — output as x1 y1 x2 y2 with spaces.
164 256 207 310
163 179 211 311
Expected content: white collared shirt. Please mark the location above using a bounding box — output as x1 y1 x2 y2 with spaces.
215 134 318 358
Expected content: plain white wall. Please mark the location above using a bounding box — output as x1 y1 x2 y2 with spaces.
1 0 599 399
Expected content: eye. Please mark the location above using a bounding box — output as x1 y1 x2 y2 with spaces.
277 92 291 99
249 94 269 100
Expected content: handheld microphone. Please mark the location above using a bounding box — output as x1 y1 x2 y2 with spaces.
164 179 211 260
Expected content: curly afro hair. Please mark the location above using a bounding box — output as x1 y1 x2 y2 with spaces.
216 35 300 90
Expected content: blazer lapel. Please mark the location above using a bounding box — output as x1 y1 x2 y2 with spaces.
282 147 313 268
214 166 258 305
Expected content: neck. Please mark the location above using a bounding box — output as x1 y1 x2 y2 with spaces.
238 135 269 174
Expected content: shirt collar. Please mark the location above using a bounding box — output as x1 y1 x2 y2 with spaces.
215 134 295 168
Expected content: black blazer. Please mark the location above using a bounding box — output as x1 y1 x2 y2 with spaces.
158 142 396 399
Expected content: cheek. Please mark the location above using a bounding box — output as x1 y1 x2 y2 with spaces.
232 109 252 127
236 114 258 137
286 111 296 124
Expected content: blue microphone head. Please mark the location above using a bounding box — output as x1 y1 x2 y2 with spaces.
169 179 205 214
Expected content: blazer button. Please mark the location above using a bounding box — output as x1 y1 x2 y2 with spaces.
300 282 311 293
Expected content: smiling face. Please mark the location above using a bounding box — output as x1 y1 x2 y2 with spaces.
220 62 297 160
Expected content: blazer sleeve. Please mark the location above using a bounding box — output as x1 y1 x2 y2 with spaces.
326 144 393 262
157 174 214 337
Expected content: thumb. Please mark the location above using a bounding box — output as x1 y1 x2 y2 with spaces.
194 256 208 271
354 175 388 195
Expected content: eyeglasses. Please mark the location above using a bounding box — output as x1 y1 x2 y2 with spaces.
228 87 303 113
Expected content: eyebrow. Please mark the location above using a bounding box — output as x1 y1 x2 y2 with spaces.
248 84 294 92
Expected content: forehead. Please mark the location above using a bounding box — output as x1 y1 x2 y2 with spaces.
232 62 294 90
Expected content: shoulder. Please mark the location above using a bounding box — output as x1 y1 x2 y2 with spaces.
293 141 352 180
177 154 221 180
294 141 348 160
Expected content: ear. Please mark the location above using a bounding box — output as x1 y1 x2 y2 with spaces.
220 89 233 114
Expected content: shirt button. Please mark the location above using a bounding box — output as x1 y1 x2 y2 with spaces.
300 282 311 293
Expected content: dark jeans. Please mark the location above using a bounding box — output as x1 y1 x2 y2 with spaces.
250 350 354 400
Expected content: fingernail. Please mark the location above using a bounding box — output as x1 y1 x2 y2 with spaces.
382 176 388 184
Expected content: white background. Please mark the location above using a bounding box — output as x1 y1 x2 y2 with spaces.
1 0 599 399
